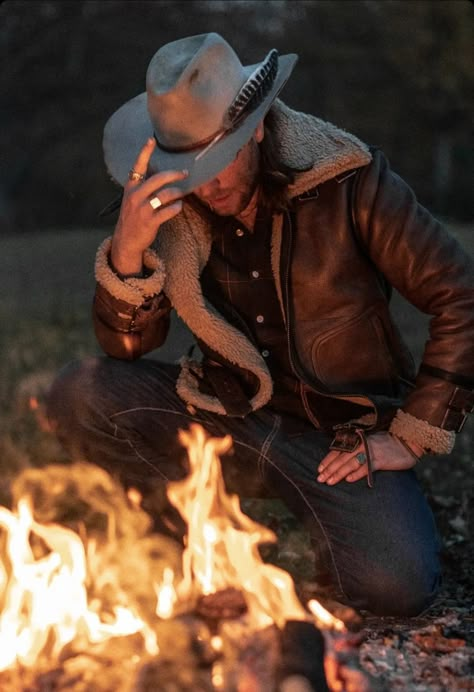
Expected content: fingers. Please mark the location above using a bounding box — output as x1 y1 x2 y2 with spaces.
344 463 368 484
151 198 184 225
126 138 188 194
137 168 189 200
317 431 419 487
147 185 185 211
317 448 368 485
126 137 156 188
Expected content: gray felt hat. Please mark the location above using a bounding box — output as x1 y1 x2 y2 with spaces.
103 32 298 194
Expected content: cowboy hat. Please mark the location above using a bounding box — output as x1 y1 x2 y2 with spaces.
103 32 298 194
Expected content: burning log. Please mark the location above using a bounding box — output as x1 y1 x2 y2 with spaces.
277 621 329 691
196 587 248 623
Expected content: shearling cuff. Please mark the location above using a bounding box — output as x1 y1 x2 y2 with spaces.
95 236 165 307
389 409 456 455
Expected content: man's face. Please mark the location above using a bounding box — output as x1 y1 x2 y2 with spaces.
192 122 264 217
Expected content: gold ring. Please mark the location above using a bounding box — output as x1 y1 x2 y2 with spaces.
128 168 145 182
149 196 162 210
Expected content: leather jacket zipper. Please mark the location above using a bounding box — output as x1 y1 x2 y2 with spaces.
282 211 323 428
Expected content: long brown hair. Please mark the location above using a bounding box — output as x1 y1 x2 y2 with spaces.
258 105 296 213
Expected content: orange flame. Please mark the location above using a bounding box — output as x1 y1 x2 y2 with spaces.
0 498 158 670
0 424 344 674
155 424 346 633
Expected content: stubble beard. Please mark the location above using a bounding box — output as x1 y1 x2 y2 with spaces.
222 140 261 218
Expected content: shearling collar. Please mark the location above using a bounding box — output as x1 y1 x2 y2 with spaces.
273 100 372 197
154 101 372 414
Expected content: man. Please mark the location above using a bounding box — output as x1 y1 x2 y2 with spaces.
47 33 474 616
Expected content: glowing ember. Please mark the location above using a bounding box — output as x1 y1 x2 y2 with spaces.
0 498 158 671
308 599 346 632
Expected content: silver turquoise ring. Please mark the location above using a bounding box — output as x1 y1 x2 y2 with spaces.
355 452 367 465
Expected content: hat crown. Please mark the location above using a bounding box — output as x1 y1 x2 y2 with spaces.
103 33 297 192
146 33 246 149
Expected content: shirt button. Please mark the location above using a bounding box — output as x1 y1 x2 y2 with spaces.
236 228 244 237
256 315 264 323
251 270 260 278
262 349 270 358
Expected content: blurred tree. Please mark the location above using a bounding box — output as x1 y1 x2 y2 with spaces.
371 0 474 213
279 0 474 216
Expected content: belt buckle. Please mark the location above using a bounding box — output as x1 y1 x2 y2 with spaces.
329 428 360 453
441 387 474 432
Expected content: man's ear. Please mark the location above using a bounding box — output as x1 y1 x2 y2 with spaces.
254 120 264 144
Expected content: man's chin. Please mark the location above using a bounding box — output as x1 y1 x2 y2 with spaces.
207 193 235 215
193 190 250 218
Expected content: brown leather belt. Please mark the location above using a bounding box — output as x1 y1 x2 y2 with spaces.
203 361 253 418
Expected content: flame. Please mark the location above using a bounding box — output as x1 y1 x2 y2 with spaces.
0 497 158 671
154 566 177 620
155 424 345 633
28 395 53 432
308 599 346 632
0 423 345 675
127 487 143 509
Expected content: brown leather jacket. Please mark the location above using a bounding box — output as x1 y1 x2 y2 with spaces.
93 148 474 442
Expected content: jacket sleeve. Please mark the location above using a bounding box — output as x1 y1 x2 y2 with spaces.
92 236 172 360
353 149 474 453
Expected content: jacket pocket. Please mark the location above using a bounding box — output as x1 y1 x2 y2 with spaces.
311 307 398 394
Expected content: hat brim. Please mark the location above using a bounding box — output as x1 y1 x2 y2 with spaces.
103 53 298 195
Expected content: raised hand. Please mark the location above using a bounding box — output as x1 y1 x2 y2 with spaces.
111 138 188 275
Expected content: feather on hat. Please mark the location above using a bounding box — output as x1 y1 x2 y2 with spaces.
103 33 297 193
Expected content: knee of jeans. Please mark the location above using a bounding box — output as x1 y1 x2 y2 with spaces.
358 558 441 617
46 357 103 430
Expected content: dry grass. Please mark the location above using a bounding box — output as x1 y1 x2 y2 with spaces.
0 228 194 482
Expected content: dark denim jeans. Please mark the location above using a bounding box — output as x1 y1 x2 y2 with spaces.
46 356 441 616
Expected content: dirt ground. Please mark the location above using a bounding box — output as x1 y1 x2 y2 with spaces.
356 448 474 691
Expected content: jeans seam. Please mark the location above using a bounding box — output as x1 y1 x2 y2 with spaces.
109 405 347 600
109 406 209 424
231 438 349 602
126 437 171 481
110 421 170 481
265 455 348 601
257 413 281 481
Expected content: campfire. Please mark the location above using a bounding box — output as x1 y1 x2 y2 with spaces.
0 424 365 691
